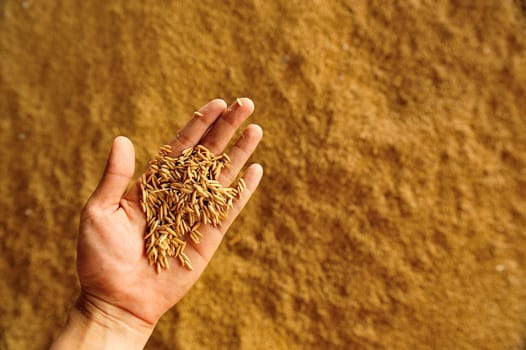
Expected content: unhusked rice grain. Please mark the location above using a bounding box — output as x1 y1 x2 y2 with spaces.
139 144 244 272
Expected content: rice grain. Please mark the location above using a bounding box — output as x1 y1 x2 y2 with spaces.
139 144 245 272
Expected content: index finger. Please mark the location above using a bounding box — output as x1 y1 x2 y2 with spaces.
168 99 227 156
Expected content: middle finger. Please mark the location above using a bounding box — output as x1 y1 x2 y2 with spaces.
199 97 255 154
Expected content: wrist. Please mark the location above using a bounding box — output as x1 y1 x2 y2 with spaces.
51 292 155 350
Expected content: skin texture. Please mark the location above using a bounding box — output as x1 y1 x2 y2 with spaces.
51 98 263 349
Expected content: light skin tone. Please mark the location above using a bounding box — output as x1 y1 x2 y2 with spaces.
51 98 263 349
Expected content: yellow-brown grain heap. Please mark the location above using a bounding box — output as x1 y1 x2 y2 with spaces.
139 144 245 273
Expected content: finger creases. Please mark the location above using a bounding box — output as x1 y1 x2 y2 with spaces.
219 124 263 186
189 162 263 261
200 97 255 154
168 99 227 156
90 136 136 208
219 163 263 233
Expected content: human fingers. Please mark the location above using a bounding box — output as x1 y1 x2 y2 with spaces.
188 163 264 262
199 97 255 154
168 99 227 156
89 136 136 209
219 163 263 234
218 124 263 186
123 100 227 206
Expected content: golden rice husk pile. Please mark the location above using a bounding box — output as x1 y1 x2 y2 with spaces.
139 144 246 273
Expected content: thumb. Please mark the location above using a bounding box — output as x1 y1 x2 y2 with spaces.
90 136 135 208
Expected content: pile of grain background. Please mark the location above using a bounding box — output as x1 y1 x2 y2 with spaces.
1 1 525 349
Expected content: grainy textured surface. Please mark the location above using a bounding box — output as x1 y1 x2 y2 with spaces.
1 1 526 349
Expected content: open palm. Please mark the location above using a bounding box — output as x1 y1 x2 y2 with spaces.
76 98 263 329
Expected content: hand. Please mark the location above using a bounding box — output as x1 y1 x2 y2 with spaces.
51 98 263 349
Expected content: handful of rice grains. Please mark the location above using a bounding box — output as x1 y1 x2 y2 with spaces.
139 144 246 273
